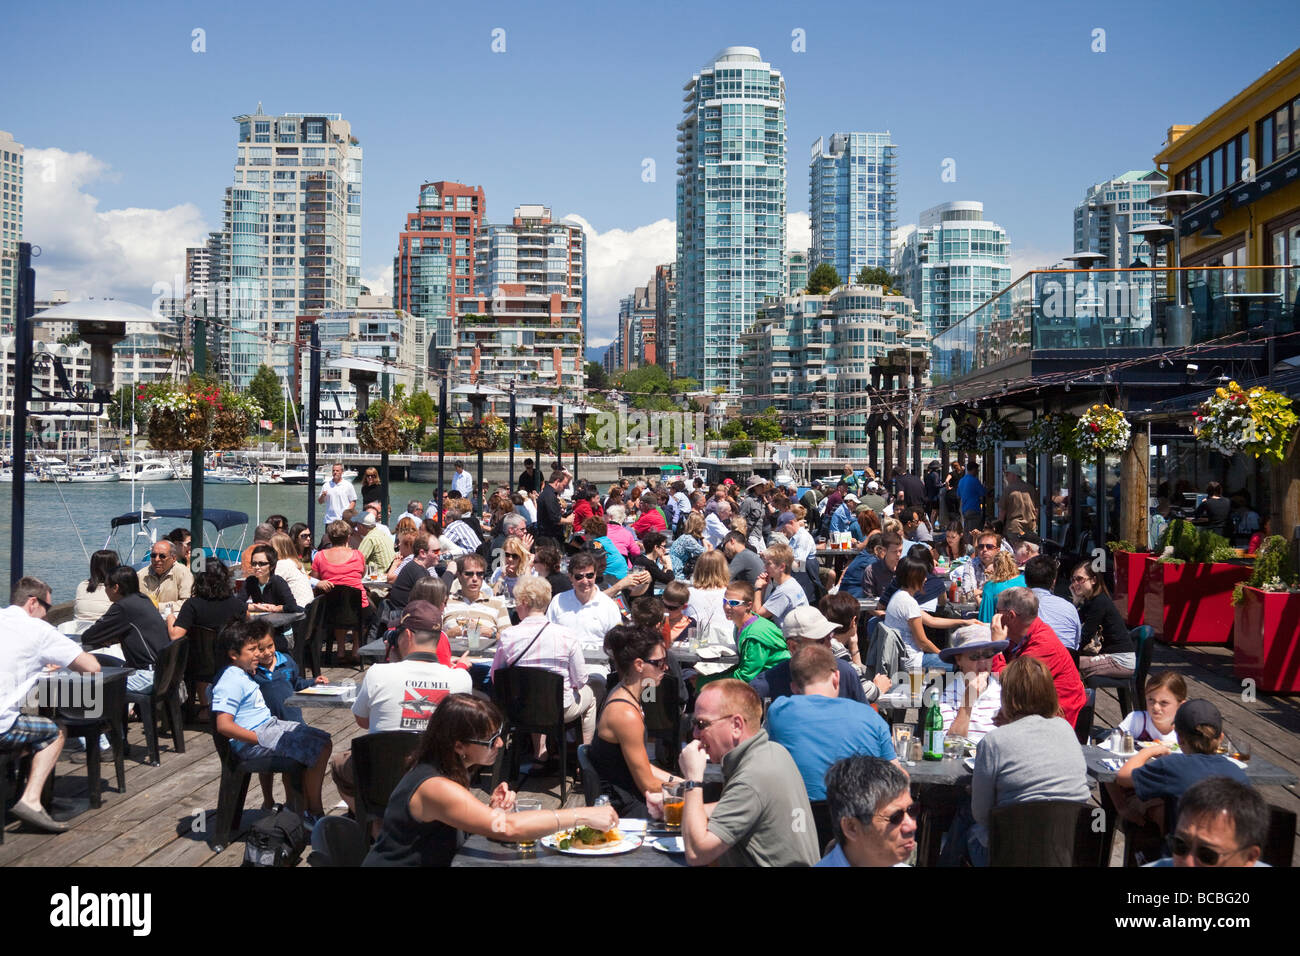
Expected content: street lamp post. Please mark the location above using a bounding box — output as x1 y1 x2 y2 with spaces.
508 382 517 491
451 384 505 517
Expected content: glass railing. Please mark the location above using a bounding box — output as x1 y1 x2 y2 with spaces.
931 265 1298 383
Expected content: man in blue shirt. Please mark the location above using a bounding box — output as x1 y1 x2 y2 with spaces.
1023 555 1081 650
958 460 986 532
838 535 881 599
818 755 916 867
766 644 896 801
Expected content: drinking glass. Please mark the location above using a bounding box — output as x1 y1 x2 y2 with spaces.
514 797 542 848
1231 738 1252 763
339 680 357 702
893 725 913 761
661 782 684 829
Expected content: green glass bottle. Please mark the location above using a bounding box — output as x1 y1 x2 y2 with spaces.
922 697 945 761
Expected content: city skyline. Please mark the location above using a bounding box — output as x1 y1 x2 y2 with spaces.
5 0 1300 348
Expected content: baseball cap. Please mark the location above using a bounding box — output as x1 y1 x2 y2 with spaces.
867 480 880 491
843 493 860 504
1174 699 1223 739
782 606 839 642
776 511 797 527
399 600 442 633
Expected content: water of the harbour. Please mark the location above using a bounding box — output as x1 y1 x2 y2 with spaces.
0 478 439 601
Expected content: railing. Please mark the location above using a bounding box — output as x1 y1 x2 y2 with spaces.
931 265 1298 383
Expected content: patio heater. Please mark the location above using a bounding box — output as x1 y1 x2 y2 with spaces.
330 354 393 524
514 397 553 489
1145 190 1206 347
1128 222 1175 344
10 261 166 588
566 403 601 484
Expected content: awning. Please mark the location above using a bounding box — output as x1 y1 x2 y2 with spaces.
1180 193 1230 234
1223 150 1300 208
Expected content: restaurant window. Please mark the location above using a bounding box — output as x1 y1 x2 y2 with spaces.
1276 105 1292 158
1259 115 1275 167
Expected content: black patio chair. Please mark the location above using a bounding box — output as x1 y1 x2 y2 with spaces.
127 636 189 766
293 598 326 679
351 731 421 838
311 815 368 867
493 666 580 806
318 586 364 667
49 670 128 809
1074 688 1097 746
643 662 685 773
809 799 835 855
988 801 1090 866
1085 625 1153 717
207 718 304 853
577 744 602 807
183 624 221 720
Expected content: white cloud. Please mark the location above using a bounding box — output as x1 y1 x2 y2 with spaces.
361 264 393 297
23 148 209 306
564 211 815 343
1008 245 1069 279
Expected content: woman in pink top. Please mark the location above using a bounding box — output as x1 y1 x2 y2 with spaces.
602 505 642 558
312 519 370 610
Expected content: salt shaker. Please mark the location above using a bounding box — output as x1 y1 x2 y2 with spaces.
1109 728 1124 752
909 738 924 763
1122 732 1135 753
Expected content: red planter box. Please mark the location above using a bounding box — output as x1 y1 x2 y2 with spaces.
1233 587 1300 693
1113 551 1151 627
1145 560 1253 646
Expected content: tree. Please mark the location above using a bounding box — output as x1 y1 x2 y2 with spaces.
585 361 608 391
748 407 783 458
727 439 755 458
57 332 83 345
248 364 284 425
405 389 435 439
806 263 842 295
720 419 747 441
856 266 902 293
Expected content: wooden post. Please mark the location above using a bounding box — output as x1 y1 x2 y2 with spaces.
1120 428 1149 548
1269 428 1300 545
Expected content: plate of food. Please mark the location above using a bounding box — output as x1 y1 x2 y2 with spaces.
541 826 642 856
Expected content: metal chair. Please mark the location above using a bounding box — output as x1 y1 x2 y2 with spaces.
1085 625 1153 716
207 717 304 853
48 670 128 808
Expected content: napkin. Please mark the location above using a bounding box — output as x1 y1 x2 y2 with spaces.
694 645 732 660
693 661 733 676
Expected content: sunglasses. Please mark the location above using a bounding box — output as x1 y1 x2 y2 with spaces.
691 714 736 732
641 656 670 671
151 553 170 560
1169 835 1245 866
36 596 52 612
723 598 749 608
875 803 918 826
298 532 312 539
978 543 999 551
460 570 485 578
467 725 505 749
250 561 271 568
571 572 597 581
662 603 684 612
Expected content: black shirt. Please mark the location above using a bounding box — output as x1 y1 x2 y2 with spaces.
363 762 465 867
518 468 538 494
896 473 927 508
82 592 173 670
389 559 431 609
546 571 573 597
631 553 674 586
244 575 299 613
1194 496 1232 538
361 483 384 508
174 593 248 637
866 560 897 599
537 484 563 541
1078 593 1134 656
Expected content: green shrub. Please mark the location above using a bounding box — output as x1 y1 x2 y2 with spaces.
1107 540 1137 554
1159 519 1202 563
1233 535 1298 605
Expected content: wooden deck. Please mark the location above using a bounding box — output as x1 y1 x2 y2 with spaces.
2 648 1297 866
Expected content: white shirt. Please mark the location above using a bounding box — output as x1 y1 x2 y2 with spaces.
789 529 816 564
704 512 730 548
685 587 734 647
275 558 315 609
320 478 357 523
883 589 925 671
546 589 622 656
442 519 481 555
452 469 474 498
0 605 84 734
353 657 472 733
491 615 588 708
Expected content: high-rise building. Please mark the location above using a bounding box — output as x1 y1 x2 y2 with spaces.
1073 170 1169 269
676 47 786 396
614 294 634 371
740 284 923 453
896 201 1011 337
634 283 656 367
393 181 486 370
809 132 896 282
653 262 676 375
221 106 360 390
786 250 808 295
1 131 22 335
454 205 585 399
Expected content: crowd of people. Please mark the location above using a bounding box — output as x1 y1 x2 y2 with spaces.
0 455 1275 868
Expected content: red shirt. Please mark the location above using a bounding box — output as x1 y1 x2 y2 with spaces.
991 616 1086 728
632 509 667 537
572 498 603 530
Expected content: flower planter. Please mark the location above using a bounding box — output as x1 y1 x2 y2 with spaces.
1113 551 1151 628
1144 560 1253 646
1233 587 1300 693
147 406 209 451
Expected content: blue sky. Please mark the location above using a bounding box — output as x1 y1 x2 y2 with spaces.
5 0 1299 343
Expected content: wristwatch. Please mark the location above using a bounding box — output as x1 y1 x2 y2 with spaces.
682 780 704 792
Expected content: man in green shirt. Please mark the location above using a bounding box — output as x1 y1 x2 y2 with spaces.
672 679 820 867
356 511 395 575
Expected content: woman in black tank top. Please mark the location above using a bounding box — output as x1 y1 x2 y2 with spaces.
364 696 618 866
589 625 686 817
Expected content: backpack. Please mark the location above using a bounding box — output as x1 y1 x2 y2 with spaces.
242 807 308 867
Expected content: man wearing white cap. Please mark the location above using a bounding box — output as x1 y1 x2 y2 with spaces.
828 493 863 540
356 510 395 575
739 476 767 551
861 480 887 515
750 604 872 704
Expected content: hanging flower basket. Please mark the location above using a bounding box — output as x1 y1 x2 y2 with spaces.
519 426 553 455
142 379 259 451
356 400 419 453
974 417 1017 452
1074 404 1131 456
564 423 589 450
1193 381 1299 462
1026 412 1079 457
460 423 498 452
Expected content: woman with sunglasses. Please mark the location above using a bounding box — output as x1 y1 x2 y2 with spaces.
935 624 1007 743
289 523 314 572
1069 561 1134 679
587 625 687 817
245 543 299 616
364 695 618 866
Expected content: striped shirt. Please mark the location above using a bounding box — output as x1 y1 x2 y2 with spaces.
443 587 511 636
938 674 1003 742
490 615 587 709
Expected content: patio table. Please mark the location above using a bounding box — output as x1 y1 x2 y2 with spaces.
452 826 688 867
1080 745 1297 787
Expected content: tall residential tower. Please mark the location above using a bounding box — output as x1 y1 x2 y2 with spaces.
809 132 896 281
1 131 22 335
676 47 786 396
896 201 1010 337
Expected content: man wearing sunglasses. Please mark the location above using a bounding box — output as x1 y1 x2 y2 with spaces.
1146 777 1269 867
671 679 820 867
546 552 622 672
138 539 193 605
442 553 509 642
819 756 916 867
